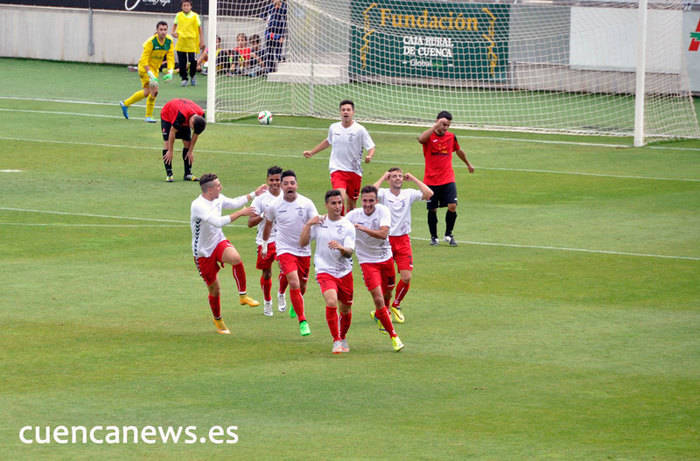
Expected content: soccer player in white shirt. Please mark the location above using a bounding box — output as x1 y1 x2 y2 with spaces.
247 166 288 317
303 99 375 214
373 168 433 323
190 173 267 334
262 170 319 336
346 185 405 352
300 190 356 354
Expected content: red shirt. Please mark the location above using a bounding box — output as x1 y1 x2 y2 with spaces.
422 131 460 186
160 99 204 129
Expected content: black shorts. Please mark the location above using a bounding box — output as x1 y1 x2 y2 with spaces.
161 120 191 142
426 182 458 210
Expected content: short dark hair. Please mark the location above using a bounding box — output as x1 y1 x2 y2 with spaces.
181 0 192 6
325 189 342 203
387 167 402 174
156 21 168 29
281 170 296 180
199 173 218 190
437 110 452 121
339 99 354 109
360 185 378 196
192 116 206 135
267 166 283 176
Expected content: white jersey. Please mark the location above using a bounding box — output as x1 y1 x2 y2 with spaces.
346 204 392 264
377 188 424 236
191 193 249 258
310 216 356 278
265 193 318 257
327 121 375 176
251 191 282 246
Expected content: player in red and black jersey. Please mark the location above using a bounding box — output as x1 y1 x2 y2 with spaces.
418 111 475 247
160 98 206 182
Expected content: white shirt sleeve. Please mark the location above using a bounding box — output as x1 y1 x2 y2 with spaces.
221 193 249 210
362 126 375 150
378 205 391 228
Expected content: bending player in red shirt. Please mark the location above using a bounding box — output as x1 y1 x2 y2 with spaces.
418 111 474 246
160 98 206 182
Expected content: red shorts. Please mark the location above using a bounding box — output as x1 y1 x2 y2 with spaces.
277 253 311 281
360 258 395 294
256 241 277 270
389 234 413 272
330 170 362 201
195 240 232 286
316 272 354 306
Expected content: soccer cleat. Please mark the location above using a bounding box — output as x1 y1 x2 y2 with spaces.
180 79 188 87
212 317 231 335
391 306 405 324
263 300 273 316
277 292 287 312
165 175 174 182
289 305 296 319
430 237 439 246
340 338 350 353
190 77 197 86
370 310 387 334
119 101 129 120
184 174 199 182
332 340 343 354
392 336 405 352
299 320 311 336
144 117 157 123
445 235 458 247
239 294 260 307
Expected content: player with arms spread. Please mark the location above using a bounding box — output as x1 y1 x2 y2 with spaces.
373 167 433 323
346 185 404 352
160 98 206 182
303 100 375 214
247 166 288 317
418 111 475 247
120 21 174 123
300 190 356 354
262 170 319 336
190 173 266 334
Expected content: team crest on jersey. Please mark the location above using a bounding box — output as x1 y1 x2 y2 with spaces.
336 225 345 237
297 207 304 217
372 218 378 228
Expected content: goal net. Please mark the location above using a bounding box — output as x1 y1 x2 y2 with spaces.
208 0 700 143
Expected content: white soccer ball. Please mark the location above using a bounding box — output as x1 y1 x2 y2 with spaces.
258 110 272 125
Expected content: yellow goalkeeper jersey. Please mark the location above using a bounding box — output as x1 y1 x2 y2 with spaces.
138 34 175 74
174 11 201 53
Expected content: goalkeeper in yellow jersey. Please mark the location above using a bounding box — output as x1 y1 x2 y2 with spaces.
120 21 175 123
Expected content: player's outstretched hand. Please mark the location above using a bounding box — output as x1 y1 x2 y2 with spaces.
163 70 173 82
303 150 314 158
240 206 257 217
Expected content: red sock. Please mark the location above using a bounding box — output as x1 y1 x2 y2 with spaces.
375 306 396 337
278 273 288 294
208 295 221 318
325 306 340 341
339 309 352 339
290 288 306 322
232 262 247 294
392 280 410 307
261 276 272 302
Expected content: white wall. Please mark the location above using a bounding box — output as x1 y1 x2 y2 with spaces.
0 5 262 64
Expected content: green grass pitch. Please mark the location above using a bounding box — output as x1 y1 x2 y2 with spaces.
0 58 698 459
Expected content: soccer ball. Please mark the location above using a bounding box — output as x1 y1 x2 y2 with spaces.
258 111 272 125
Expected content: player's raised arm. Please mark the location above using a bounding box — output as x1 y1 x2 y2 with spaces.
372 171 391 190
299 215 322 247
405 172 434 200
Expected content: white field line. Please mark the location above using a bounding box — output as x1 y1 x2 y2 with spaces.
1 135 698 183
3 96 700 152
1 207 697 261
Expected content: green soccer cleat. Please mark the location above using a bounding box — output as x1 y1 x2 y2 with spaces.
299 320 311 336
289 306 296 319
392 336 405 352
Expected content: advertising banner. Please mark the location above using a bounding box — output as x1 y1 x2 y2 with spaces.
350 0 510 81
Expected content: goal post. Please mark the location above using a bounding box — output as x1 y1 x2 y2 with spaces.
207 0 699 144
